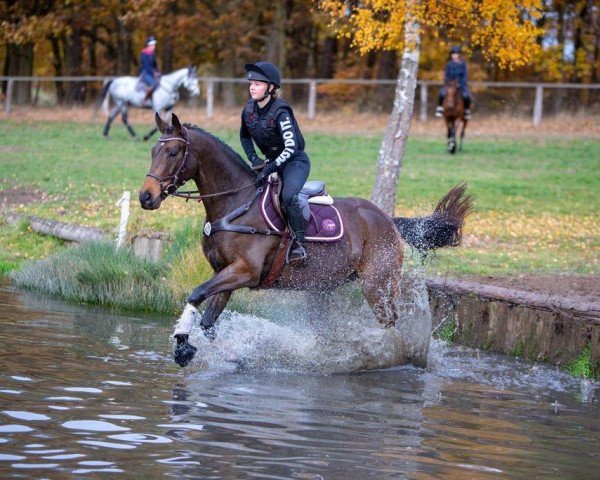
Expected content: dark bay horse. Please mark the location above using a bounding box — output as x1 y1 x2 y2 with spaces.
139 113 474 367
442 80 467 154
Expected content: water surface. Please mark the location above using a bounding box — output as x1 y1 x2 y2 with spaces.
0 285 598 479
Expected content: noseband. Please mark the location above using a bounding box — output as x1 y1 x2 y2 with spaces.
146 136 190 199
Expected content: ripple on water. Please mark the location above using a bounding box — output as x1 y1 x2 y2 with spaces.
10 376 33 382
99 414 145 420
46 396 84 401
108 433 173 444
0 425 34 433
62 420 130 432
0 454 26 461
156 423 204 431
11 463 60 469
0 389 23 394
2 411 51 421
77 440 136 450
62 387 103 394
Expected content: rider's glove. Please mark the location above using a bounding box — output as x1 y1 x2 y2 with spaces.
250 155 266 170
255 162 276 188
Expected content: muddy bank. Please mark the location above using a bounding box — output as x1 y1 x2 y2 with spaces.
427 277 600 370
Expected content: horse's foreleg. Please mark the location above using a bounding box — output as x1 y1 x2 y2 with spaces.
120 107 137 138
144 108 169 141
172 260 256 367
199 292 233 340
102 105 120 137
143 127 158 142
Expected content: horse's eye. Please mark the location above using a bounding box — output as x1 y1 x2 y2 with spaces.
169 151 178 158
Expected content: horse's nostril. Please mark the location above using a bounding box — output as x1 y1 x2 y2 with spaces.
139 191 152 207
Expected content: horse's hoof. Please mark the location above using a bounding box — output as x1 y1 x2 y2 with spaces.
174 341 197 367
202 326 216 342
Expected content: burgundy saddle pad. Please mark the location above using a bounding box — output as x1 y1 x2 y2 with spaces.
260 183 344 242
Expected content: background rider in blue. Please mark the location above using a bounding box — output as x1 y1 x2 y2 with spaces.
436 46 472 120
240 61 311 265
140 36 160 105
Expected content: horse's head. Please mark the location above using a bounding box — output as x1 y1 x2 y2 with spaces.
139 113 193 210
183 66 200 97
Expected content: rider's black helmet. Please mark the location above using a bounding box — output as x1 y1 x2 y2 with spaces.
146 36 157 46
450 46 461 54
245 62 281 88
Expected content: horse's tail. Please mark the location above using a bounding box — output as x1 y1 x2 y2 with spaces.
393 182 475 252
95 79 113 116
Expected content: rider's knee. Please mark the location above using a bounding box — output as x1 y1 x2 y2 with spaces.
282 192 298 209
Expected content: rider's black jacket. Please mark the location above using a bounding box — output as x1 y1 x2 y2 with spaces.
240 97 306 168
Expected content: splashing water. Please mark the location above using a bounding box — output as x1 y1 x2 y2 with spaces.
188 274 432 374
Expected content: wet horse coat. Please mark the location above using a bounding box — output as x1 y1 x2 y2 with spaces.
139 113 474 367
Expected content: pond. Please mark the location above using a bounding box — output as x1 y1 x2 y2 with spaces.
0 284 598 479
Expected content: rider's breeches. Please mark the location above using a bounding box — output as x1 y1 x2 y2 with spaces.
438 86 471 108
141 72 158 89
280 153 310 243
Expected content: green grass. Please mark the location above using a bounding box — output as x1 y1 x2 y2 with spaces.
1 120 599 276
566 344 599 379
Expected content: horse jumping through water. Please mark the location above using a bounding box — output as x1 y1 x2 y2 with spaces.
139 113 475 368
442 80 468 154
99 67 200 141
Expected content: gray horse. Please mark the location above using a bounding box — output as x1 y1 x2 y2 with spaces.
100 66 200 141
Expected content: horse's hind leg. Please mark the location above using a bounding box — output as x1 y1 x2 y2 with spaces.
120 107 137 138
102 105 120 137
358 242 403 328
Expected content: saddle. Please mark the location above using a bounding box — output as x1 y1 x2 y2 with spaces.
135 77 160 92
261 178 344 242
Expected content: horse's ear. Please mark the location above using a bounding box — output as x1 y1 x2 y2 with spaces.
156 113 168 134
171 113 183 135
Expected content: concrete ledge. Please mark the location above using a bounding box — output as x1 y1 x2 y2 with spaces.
426 277 600 369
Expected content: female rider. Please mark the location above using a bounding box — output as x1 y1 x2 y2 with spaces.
240 61 310 264
435 46 472 120
139 36 160 105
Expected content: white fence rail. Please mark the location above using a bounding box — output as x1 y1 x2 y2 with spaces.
2 76 599 126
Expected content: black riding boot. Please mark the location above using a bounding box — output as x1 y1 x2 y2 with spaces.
286 195 308 265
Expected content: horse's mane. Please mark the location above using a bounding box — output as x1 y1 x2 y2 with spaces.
183 123 254 175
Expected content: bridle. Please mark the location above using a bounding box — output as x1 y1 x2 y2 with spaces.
145 132 256 202
146 135 191 199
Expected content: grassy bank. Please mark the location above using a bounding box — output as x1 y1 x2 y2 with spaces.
1 119 599 280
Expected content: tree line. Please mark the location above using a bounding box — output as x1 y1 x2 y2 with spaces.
1 0 598 106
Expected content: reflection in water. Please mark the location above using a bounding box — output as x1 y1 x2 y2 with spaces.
0 285 598 479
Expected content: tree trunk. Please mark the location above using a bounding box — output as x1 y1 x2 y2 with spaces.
3 42 34 104
370 19 420 216
319 36 337 78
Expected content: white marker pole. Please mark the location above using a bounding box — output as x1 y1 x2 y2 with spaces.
115 191 130 249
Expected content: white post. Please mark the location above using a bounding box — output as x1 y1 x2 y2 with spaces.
533 85 543 127
206 79 214 118
6 79 14 113
419 83 428 122
115 191 130 249
308 81 317 120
